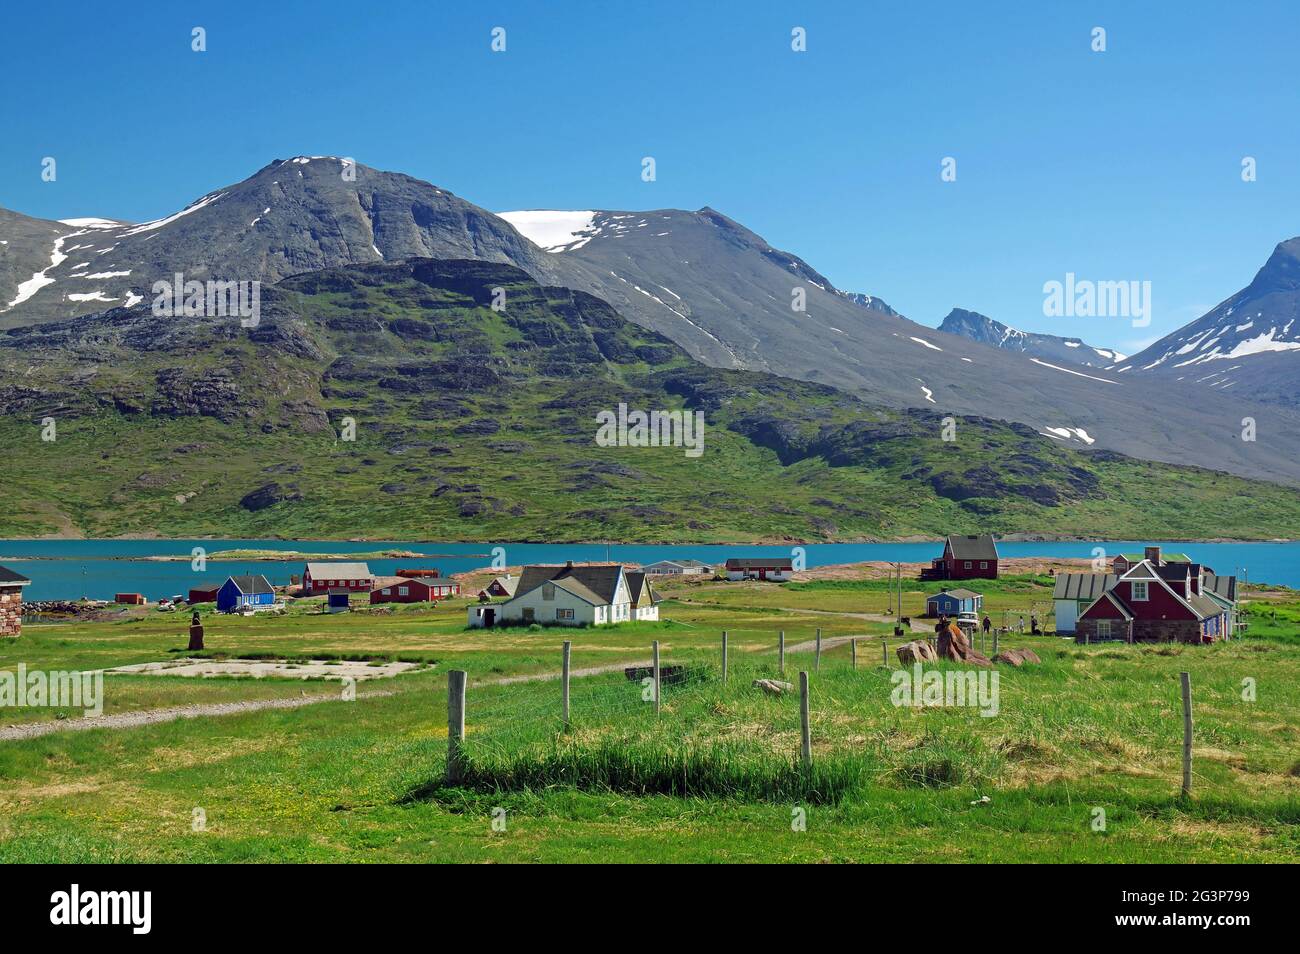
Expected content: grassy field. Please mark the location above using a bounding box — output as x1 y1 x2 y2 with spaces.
0 576 1296 862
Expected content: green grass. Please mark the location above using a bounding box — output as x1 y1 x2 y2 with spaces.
0 579 1296 862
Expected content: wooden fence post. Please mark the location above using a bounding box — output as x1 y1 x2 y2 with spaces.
779 630 785 674
851 637 858 670
992 630 999 657
815 628 822 671
883 638 888 667
721 630 729 684
799 671 812 767
652 640 661 717
561 641 571 729
1180 671 1193 798
446 669 467 783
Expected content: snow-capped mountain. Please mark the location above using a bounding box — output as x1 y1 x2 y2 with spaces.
5 161 1300 485
938 308 1125 368
1 157 565 327
1124 238 1300 409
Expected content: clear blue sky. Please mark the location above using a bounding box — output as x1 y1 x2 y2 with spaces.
3 0 1298 353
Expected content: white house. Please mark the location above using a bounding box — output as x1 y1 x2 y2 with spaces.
724 557 793 582
1052 572 1118 634
640 559 712 576
466 562 657 628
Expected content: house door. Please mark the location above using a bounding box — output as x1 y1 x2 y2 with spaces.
522 608 535 623
484 608 496 627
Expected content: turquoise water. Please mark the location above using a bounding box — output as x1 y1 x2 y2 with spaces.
1 539 1293 601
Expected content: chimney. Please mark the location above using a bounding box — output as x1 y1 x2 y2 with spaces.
1144 545 1161 565
565 560 573 569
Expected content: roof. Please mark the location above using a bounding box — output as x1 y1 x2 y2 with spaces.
1155 563 1203 583
644 558 711 569
928 588 982 600
1120 561 1159 580
1203 574 1237 602
1053 573 1118 601
725 557 794 570
226 575 274 595
511 563 624 607
483 575 519 596
0 564 32 586
305 562 372 579
1187 591 1227 620
945 534 999 561
1120 552 1190 563
373 575 456 591
625 571 657 606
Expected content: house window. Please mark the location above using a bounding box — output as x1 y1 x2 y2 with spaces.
542 583 555 601
398 587 409 596
557 608 574 621
1097 620 1112 640
1131 581 1149 601
964 561 972 569
381 588 391 595
979 562 988 569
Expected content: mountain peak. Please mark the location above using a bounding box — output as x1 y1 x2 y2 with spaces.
939 308 1124 367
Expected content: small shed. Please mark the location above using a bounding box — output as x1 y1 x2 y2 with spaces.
115 593 147 606
216 575 276 614
327 589 351 613
188 584 222 604
925 588 983 618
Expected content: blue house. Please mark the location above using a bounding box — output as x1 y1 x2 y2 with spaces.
216 575 276 613
925 588 983 618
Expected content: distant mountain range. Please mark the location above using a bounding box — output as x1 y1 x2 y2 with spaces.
3 158 1300 487
1123 237 1300 410
938 308 1126 369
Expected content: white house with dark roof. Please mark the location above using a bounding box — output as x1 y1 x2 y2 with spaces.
466 562 654 627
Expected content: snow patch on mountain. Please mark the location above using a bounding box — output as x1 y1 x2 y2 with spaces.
496 210 598 252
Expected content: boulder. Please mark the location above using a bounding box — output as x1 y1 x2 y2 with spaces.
895 640 938 664
993 648 1042 667
937 622 993 667
752 679 794 696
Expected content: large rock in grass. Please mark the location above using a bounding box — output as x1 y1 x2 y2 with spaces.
895 640 938 664
993 648 1042 667
752 678 794 696
937 622 993 667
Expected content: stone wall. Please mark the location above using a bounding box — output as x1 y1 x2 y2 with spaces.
1075 617 1203 644
0 585 22 638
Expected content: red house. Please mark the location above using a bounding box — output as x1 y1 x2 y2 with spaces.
922 535 999 581
1077 555 1229 644
370 575 460 604
114 593 147 606
302 562 373 596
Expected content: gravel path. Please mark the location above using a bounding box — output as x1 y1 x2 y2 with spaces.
0 623 928 742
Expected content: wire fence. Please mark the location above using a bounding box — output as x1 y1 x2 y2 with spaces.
439 629 1228 805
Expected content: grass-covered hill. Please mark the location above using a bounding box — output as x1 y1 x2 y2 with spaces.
1 258 1298 541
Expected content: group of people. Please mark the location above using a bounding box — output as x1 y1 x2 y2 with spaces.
933 613 1041 636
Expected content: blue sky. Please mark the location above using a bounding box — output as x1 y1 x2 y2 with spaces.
3 0 1298 353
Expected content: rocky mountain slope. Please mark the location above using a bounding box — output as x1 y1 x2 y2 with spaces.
938 308 1125 368
5 159 1300 486
1 259 1298 541
1124 237 1300 409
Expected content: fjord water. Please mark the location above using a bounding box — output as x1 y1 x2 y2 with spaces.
2 539 1296 601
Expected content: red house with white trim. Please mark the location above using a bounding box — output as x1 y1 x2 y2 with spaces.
1076 549 1229 644
302 562 374 596
369 575 460 604
921 535 999 581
